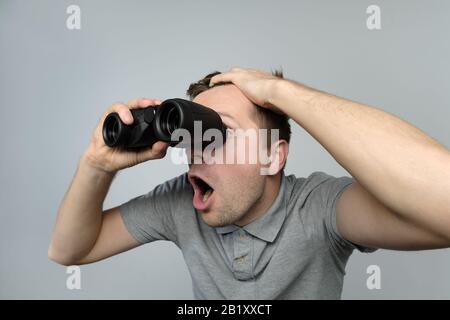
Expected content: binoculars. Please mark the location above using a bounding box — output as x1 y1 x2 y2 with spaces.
102 98 226 149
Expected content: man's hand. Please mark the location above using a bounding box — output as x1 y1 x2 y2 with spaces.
209 67 286 114
84 98 170 173
49 98 170 265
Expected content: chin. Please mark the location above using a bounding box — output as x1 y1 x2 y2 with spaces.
199 210 230 228
199 212 220 227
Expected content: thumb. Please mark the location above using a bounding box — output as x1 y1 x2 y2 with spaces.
134 142 170 163
143 141 170 160
153 141 170 155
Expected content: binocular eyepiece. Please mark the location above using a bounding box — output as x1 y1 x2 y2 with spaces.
102 98 226 149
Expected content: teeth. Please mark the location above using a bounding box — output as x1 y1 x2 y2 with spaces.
202 189 212 202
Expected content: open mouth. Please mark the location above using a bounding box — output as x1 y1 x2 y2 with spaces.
188 174 215 210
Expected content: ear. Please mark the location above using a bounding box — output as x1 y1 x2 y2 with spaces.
265 140 289 175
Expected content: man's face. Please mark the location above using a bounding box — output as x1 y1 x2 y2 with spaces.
187 84 268 227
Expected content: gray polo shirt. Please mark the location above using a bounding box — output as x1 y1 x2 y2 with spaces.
119 171 376 299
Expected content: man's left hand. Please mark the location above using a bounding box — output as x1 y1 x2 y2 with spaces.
209 67 285 114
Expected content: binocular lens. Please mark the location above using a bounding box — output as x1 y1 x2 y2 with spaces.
103 113 121 146
161 106 181 136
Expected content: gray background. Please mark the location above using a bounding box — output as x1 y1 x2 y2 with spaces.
1 0 449 299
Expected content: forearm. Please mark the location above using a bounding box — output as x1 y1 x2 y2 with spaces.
271 80 450 231
48 153 116 264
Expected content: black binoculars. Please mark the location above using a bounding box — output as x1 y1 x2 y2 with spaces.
102 98 226 149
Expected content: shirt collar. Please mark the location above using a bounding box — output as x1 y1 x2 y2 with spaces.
215 172 287 243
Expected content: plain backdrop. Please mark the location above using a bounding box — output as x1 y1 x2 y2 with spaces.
1 0 449 299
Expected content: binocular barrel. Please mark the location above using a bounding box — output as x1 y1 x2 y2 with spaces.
102 98 226 149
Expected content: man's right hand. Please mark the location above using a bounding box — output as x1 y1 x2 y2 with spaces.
83 98 170 173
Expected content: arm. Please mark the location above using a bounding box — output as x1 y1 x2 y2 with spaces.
210 68 450 249
48 98 169 265
48 156 140 265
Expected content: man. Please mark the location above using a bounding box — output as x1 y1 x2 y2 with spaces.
48 67 450 299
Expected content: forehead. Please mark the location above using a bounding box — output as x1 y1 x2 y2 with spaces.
193 84 257 124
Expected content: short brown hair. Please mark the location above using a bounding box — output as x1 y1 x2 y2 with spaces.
186 70 291 146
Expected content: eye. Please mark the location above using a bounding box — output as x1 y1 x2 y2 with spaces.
225 128 235 139
223 123 232 130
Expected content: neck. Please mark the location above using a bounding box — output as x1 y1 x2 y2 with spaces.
235 173 282 227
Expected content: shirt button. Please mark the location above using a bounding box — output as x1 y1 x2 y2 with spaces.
237 256 245 263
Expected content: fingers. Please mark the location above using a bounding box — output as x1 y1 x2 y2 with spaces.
108 98 162 125
209 67 255 87
209 72 236 87
127 98 162 109
103 103 133 125
116 106 134 125
210 67 273 88
151 141 170 158
135 141 170 162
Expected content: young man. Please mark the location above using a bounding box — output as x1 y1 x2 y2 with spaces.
48 67 450 299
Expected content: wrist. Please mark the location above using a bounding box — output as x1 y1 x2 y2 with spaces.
268 79 319 116
267 79 286 107
80 148 117 177
267 79 299 114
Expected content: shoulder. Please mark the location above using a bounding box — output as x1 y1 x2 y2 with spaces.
283 171 353 218
146 172 192 198
129 172 193 211
282 171 354 246
284 171 348 200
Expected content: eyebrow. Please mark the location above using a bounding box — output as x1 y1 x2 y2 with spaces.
217 111 233 119
217 111 239 127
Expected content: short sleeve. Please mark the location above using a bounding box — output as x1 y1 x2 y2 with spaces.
308 172 378 257
119 174 189 245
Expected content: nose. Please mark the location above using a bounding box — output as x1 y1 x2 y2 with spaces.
187 145 204 164
188 144 222 165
